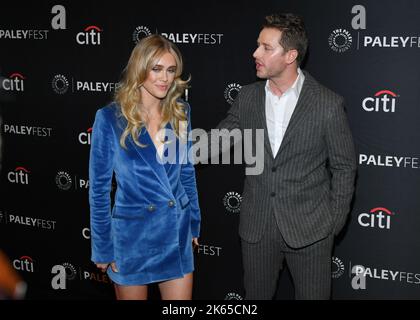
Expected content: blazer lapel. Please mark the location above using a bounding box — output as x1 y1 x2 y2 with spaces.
275 73 315 158
162 121 177 173
254 81 274 160
129 126 173 196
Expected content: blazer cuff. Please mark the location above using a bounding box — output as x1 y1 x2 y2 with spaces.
191 220 200 238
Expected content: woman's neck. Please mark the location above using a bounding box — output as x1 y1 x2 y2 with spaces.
139 101 162 121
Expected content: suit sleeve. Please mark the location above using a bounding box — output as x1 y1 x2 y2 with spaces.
181 103 201 238
215 92 241 131
89 109 115 263
325 98 357 235
206 90 242 160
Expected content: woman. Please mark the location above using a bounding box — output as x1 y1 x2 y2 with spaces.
89 35 201 300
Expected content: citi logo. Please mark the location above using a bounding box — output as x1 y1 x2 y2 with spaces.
76 25 102 45
78 127 92 145
1 72 25 91
362 90 398 112
358 207 394 229
13 255 34 272
8 166 30 184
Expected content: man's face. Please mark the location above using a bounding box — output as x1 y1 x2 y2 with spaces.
253 28 289 79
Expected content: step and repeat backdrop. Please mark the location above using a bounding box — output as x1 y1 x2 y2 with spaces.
1 0 419 299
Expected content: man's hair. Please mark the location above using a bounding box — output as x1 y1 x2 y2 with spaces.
263 13 308 66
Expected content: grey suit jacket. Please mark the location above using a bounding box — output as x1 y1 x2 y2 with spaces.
213 71 357 248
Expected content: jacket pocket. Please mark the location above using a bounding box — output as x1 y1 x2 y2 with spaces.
111 205 148 219
179 194 190 209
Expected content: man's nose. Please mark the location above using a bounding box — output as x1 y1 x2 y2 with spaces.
253 47 260 59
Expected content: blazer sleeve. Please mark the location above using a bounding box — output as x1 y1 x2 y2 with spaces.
89 108 115 263
181 103 201 238
325 98 357 235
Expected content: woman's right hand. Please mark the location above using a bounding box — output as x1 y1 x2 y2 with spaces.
96 262 118 273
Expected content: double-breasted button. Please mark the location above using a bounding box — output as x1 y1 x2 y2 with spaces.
168 200 176 207
147 204 156 212
272 166 277 172
270 192 276 197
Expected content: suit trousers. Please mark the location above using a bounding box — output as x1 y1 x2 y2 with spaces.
241 210 334 300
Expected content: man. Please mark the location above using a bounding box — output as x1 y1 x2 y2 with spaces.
208 13 356 299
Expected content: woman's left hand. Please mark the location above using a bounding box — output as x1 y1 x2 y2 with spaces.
192 237 199 249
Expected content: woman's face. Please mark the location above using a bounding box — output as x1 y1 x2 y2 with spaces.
141 51 177 101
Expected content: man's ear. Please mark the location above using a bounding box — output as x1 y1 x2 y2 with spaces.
286 49 298 65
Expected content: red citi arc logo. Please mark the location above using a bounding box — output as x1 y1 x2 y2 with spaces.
78 127 92 145
358 207 394 229
7 166 30 184
76 25 102 45
1 72 25 91
362 90 398 112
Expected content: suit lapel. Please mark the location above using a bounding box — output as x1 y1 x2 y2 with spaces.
129 126 173 196
275 73 316 159
254 82 274 160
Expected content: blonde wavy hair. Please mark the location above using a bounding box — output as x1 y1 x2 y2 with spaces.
115 34 189 148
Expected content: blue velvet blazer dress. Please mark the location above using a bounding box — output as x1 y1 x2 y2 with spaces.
89 101 201 285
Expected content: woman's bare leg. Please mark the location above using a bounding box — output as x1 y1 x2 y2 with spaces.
158 273 193 300
114 284 148 300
